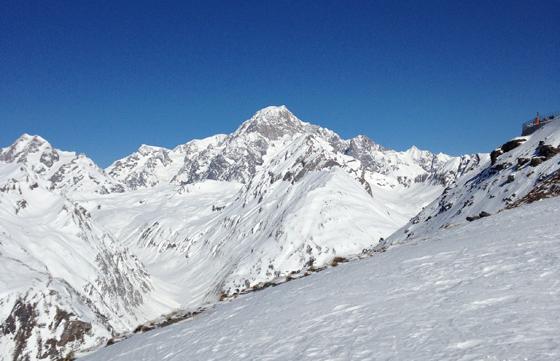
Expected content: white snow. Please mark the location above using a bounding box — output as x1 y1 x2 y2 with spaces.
81 198 560 361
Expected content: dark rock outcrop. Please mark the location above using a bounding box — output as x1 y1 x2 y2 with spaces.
466 211 491 222
490 149 503 165
490 138 527 165
508 170 560 207
0 299 38 361
535 141 559 160
530 157 544 167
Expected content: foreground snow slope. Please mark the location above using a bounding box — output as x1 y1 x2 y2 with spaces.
82 198 560 361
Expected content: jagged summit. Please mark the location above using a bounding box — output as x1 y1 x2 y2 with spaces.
14 133 48 145
0 133 58 167
172 134 227 153
0 133 124 194
406 145 437 158
234 105 308 140
13 133 47 143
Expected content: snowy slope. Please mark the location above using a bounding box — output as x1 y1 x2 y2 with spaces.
81 197 560 361
390 117 560 244
0 163 169 361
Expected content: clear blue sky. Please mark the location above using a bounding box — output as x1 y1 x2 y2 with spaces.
1 0 559 167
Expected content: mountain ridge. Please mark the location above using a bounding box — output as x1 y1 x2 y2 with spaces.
2 106 475 194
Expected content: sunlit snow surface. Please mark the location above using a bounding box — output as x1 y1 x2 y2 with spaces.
82 198 560 361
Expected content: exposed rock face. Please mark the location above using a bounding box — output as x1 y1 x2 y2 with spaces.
426 154 486 187
172 106 348 185
107 145 181 190
490 137 527 165
344 135 384 169
0 292 98 361
530 157 544 167
234 105 308 140
517 157 530 167
490 149 503 165
508 169 560 207
535 141 559 159
1 299 37 361
0 135 50 164
501 138 527 153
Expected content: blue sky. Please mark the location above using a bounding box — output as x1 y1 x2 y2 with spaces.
1 0 559 167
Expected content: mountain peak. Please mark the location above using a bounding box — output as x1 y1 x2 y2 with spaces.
0 133 54 163
405 145 429 157
254 105 290 116
235 105 307 140
13 133 49 147
138 144 168 155
250 105 297 124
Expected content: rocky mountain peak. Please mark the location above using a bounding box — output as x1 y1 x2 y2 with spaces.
14 133 48 146
0 134 52 162
234 105 307 140
0 134 61 171
0 134 126 194
348 135 384 152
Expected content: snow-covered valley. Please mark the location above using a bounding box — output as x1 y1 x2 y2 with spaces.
81 198 560 361
1 106 559 361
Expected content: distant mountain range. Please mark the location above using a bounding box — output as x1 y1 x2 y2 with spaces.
1 106 559 361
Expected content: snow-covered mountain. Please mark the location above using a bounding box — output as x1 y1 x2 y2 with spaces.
0 162 164 361
0 134 124 195
84 106 483 306
107 106 478 190
106 135 227 190
79 113 560 361
389 117 560 245
0 105 496 360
